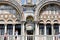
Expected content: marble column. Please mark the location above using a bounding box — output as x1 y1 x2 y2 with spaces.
44 24 46 35
12 24 15 40
21 22 25 40
52 24 54 40
35 23 39 40
52 24 54 35
58 24 60 40
5 24 7 33
44 24 46 40
13 24 15 35
59 24 60 32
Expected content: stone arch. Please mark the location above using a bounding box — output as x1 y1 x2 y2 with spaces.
0 0 22 19
46 20 51 23
39 20 44 23
35 1 60 20
53 20 58 23
26 16 34 22
7 20 13 22
54 20 58 22
0 19 5 24
7 19 13 22
15 19 20 22
0 20 5 22
0 18 6 22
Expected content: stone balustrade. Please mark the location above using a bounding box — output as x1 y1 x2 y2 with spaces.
0 35 59 40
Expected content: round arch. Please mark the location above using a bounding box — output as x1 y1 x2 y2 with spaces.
0 0 22 19
35 1 60 19
53 20 59 24
26 16 34 22
39 20 44 23
7 18 13 22
7 20 13 22
46 20 51 23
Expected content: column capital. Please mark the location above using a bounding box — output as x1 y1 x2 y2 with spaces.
5 24 7 33
44 24 46 35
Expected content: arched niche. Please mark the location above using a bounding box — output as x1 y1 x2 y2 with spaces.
40 4 60 16
0 4 21 20
26 16 34 22
0 4 16 14
25 16 34 31
25 23 35 35
25 16 34 35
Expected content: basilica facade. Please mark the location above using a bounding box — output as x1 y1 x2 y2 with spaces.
0 0 60 40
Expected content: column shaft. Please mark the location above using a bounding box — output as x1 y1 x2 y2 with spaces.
5 24 7 33
52 24 54 35
21 23 24 35
35 23 39 35
44 24 46 35
59 24 60 32
44 24 46 40
13 24 15 35
35 23 39 40
21 23 24 40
